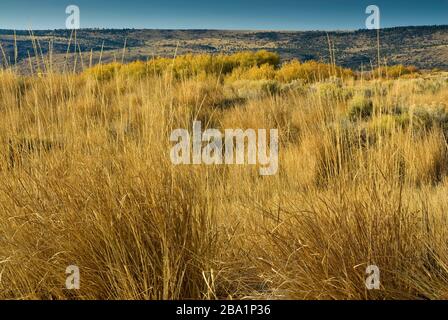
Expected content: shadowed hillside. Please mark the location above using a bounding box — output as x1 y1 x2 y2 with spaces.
1 26 448 72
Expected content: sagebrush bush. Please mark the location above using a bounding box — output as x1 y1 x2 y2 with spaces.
413 77 448 95
348 95 374 120
408 104 448 132
225 79 280 99
313 81 353 101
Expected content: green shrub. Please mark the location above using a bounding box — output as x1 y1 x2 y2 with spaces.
348 95 374 121
314 81 353 101
226 80 280 99
413 78 448 95
279 79 307 95
409 104 448 131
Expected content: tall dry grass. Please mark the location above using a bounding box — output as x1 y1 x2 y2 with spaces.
0 54 448 300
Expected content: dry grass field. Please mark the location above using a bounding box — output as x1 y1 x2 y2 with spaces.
1 50 448 300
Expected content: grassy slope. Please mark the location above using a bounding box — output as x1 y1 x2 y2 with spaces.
0 53 448 299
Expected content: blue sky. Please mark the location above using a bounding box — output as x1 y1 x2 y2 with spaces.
0 0 447 30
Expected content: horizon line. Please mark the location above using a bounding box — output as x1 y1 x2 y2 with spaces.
1 24 447 33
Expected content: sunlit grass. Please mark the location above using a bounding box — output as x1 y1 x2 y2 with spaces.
0 52 447 300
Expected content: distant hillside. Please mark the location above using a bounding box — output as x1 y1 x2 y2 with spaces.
1 25 448 72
